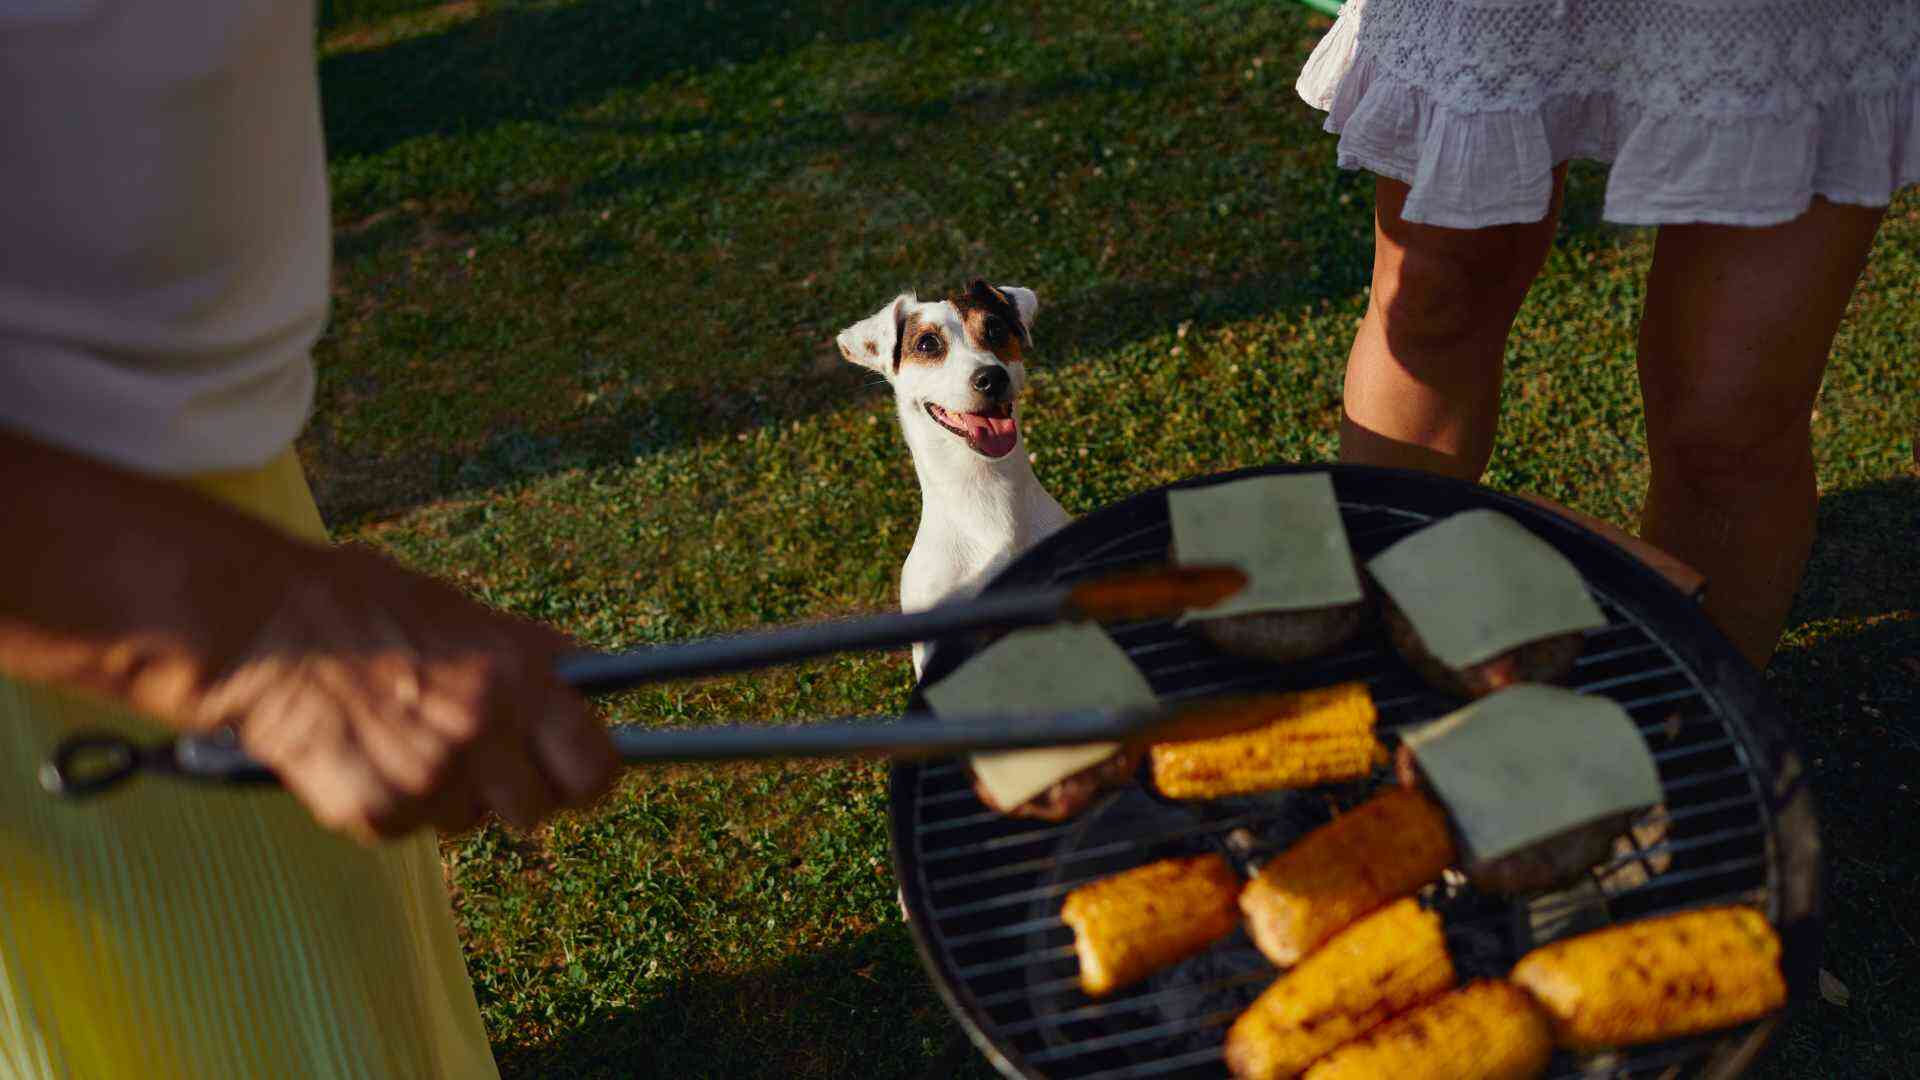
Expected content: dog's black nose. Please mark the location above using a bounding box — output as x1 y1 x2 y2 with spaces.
971 366 1010 399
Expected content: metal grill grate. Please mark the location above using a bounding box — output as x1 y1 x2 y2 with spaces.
891 466 1817 1080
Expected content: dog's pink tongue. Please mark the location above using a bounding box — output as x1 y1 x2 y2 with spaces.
970 413 1018 458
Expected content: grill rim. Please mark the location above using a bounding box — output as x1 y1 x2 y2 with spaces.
888 462 1822 1080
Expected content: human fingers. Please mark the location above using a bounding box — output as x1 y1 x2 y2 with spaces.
424 774 487 836
282 757 411 844
420 653 559 831
475 617 614 810
360 698 488 837
283 646 469 839
351 652 461 800
465 725 557 831
395 648 481 834
205 653 415 842
526 688 616 808
262 692 426 843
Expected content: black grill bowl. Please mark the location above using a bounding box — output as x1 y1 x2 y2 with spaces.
889 464 1819 1080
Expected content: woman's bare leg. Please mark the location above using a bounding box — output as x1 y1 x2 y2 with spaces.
1340 167 1569 480
1637 197 1885 669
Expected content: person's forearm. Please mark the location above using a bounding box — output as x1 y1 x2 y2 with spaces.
0 428 312 728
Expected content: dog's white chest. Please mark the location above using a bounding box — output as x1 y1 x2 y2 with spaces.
901 482 1069 674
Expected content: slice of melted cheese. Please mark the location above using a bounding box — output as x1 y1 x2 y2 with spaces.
922 622 1158 809
1401 684 1662 863
1367 508 1606 669
1170 472 1364 623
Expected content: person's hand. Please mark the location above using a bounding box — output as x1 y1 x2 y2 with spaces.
192 543 618 844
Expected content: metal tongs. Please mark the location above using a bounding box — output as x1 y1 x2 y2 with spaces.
43 565 1247 799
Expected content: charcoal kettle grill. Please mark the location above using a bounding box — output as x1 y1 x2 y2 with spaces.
889 464 1820 1080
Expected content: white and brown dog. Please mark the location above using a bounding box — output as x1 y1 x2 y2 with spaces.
838 279 1070 676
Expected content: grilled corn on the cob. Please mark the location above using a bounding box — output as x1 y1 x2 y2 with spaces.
1239 786 1456 966
1302 980 1553 1080
1224 898 1454 1080
1150 683 1386 800
1060 853 1243 997
1508 905 1787 1050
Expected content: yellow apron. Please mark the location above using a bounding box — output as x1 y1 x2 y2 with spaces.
0 451 498 1079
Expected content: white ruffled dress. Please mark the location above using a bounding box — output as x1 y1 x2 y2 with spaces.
1296 0 1920 227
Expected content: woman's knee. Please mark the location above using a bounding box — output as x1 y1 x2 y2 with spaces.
1647 396 1815 496
1369 176 1560 352
1640 327 1829 498
1371 250 1529 353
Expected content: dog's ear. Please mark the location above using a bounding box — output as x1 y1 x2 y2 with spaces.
994 284 1039 344
837 294 910 373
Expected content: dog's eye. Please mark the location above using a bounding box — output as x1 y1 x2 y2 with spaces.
916 333 941 353
983 316 1005 345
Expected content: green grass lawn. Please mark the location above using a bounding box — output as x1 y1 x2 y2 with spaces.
308 2 1919 1075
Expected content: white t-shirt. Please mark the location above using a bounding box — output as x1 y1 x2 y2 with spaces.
0 0 326 474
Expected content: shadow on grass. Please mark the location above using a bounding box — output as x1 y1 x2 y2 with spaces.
305 2 1387 523
1751 476 1919 1076
1791 475 1920 625
328 57 1168 266
319 0 966 161
492 924 995 1080
1758 616 1920 1077
304 5 1646 527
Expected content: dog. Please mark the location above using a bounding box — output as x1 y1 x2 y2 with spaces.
838 279 1071 676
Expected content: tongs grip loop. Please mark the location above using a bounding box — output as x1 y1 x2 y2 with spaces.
40 732 142 799
41 728 279 799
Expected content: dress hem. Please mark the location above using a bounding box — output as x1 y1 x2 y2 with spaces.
1297 7 1920 229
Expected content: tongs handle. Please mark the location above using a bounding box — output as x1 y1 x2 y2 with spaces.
553 564 1243 693
40 709 1136 797
42 691 1294 798
603 709 1141 762
41 565 1250 799
550 593 1063 693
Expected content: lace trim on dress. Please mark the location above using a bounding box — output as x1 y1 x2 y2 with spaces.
1297 0 1920 226
1330 0 1920 119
